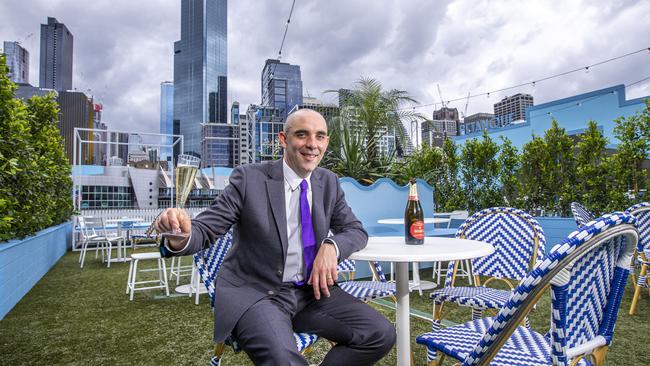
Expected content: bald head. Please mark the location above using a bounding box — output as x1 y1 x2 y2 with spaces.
278 108 330 178
284 108 327 133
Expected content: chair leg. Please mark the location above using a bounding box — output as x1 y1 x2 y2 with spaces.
106 241 112 268
126 258 134 295
413 263 423 296
465 259 473 285
194 264 201 305
471 308 482 320
160 257 170 297
79 241 88 268
629 263 647 315
589 345 609 366
210 343 225 366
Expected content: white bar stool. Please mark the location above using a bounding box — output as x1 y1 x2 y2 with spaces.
169 256 194 285
126 252 170 301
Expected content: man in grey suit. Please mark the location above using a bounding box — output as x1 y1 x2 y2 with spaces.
156 109 395 365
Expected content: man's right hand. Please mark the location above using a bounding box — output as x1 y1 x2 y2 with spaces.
154 208 192 251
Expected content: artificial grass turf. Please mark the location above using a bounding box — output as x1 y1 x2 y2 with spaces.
0 251 649 365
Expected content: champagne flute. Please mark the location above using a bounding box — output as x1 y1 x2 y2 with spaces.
161 154 200 240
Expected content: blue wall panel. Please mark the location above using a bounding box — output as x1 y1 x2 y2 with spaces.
0 222 70 320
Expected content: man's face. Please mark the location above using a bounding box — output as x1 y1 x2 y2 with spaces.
278 111 329 178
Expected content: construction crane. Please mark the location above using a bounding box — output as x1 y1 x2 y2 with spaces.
18 33 33 44
436 84 446 108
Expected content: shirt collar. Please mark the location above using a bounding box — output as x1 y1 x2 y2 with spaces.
283 159 311 191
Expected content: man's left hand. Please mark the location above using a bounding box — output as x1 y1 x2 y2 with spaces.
308 243 338 300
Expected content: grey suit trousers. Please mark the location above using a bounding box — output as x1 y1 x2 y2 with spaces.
233 284 396 366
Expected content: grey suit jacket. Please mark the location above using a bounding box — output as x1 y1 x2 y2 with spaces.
173 159 368 342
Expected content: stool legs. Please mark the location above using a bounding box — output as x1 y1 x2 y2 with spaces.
126 255 170 301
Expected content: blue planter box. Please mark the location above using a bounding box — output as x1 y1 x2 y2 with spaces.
0 221 71 320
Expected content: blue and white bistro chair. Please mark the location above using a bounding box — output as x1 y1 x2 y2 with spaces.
192 230 320 366
571 202 595 228
416 212 638 366
338 260 397 302
429 207 545 331
626 201 650 315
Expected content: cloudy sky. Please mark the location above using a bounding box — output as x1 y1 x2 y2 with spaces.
1 0 649 136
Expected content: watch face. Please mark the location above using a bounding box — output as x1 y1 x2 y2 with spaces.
161 232 189 240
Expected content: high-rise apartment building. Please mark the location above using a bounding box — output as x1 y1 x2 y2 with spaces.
173 0 227 157
3 41 29 84
261 59 303 119
493 93 533 121
39 17 73 91
232 101 252 166
421 107 460 147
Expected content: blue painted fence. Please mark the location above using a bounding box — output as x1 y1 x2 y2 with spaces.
0 222 71 320
339 177 579 279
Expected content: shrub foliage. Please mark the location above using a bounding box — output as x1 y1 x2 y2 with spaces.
0 55 73 240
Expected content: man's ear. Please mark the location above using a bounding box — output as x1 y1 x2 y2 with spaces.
278 131 287 148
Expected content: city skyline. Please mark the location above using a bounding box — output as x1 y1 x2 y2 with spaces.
1 0 649 136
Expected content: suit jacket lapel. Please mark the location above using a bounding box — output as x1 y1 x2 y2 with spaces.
266 160 289 261
311 169 326 244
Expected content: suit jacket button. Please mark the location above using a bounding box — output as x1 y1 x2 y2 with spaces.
267 290 275 296
276 270 283 277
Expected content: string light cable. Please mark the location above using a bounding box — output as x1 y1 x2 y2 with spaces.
400 46 650 111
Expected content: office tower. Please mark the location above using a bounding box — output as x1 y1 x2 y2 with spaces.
3 41 29 84
173 0 227 158
160 81 174 135
246 104 284 162
160 81 174 162
39 17 73 91
58 91 94 164
494 93 533 121
261 59 303 118
201 123 238 167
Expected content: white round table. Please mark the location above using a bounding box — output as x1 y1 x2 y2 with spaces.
376 218 453 293
106 218 144 262
349 236 494 366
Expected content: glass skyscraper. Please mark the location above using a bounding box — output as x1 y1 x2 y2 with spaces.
261 59 303 119
173 0 227 157
160 81 174 135
39 17 73 91
160 81 174 162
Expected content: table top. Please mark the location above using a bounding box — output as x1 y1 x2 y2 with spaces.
107 218 144 223
349 236 493 262
377 218 450 225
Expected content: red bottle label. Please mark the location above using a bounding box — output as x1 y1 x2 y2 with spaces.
410 221 424 239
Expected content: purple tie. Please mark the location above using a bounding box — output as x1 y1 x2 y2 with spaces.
295 179 316 286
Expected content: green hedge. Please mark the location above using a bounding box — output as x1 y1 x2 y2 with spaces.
0 54 74 241
393 103 650 216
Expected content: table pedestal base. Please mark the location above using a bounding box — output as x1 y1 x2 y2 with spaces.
395 262 410 366
175 284 208 295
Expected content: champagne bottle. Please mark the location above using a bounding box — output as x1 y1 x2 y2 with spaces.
405 179 425 245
